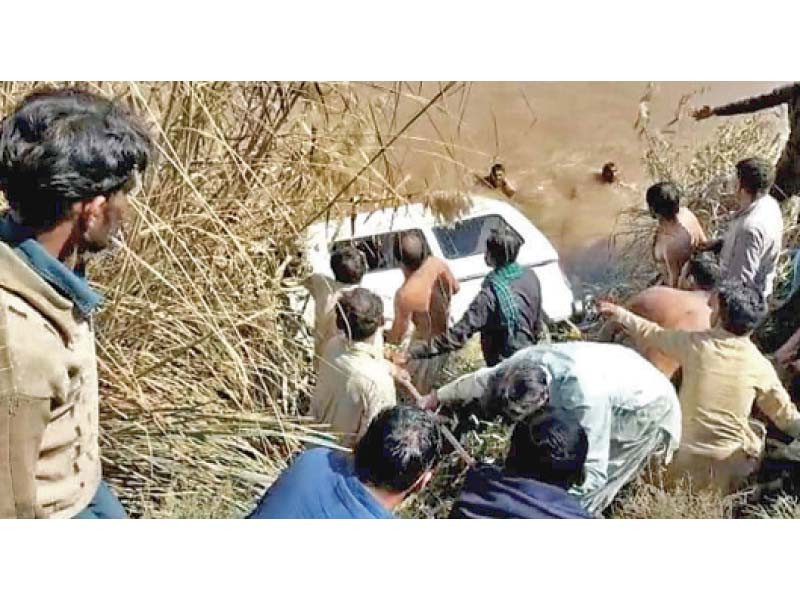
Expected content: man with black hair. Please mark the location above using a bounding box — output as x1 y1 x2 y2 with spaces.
407 225 542 367
311 288 397 446
600 256 717 378
478 163 517 198
451 406 592 519
303 244 368 367
249 405 442 519
600 281 800 492
701 158 783 300
693 83 800 202
386 230 459 393
420 342 681 514
646 182 707 287
0 88 152 518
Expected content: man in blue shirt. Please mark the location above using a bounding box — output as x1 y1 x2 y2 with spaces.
249 405 443 519
452 404 592 519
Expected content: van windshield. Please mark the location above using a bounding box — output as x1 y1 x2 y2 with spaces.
433 214 522 260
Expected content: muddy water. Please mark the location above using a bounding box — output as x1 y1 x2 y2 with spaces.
384 82 787 286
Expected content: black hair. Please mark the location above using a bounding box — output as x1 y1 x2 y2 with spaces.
485 224 522 267
354 405 443 493
335 287 384 341
0 87 153 230
645 182 681 220
330 245 366 284
491 163 505 175
717 280 766 336
505 406 588 489
686 255 719 290
393 230 427 271
484 360 550 424
736 157 775 197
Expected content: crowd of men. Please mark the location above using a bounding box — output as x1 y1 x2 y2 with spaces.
3 84 800 519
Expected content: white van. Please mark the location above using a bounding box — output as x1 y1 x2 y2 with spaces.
298 194 581 328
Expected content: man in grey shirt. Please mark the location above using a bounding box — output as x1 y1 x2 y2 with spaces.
704 158 783 299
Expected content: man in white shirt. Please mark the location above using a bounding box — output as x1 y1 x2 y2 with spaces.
705 158 784 299
418 342 682 514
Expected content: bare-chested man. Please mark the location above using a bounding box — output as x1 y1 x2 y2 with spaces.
647 182 707 287
386 230 459 393
600 256 717 379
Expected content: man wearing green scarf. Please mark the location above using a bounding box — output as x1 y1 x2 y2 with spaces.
408 225 542 367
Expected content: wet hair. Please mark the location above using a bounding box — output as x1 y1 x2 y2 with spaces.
645 182 681 220
335 287 384 341
0 87 152 230
717 280 766 336
393 230 428 271
505 406 588 489
686 255 719 291
330 245 366 284
601 162 618 183
736 157 775 197
354 405 443 494
484 360 550 423
486 224 522 267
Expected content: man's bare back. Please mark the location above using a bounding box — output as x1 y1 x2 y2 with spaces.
653 207 707 287
387 256 459 344
627 285 712 377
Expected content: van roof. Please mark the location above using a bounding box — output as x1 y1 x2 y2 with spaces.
306 194 529 242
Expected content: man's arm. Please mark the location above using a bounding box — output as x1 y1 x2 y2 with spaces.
598 302 692 363
0 395 49 518
755 367 800 438
567 401 612 503
712 85 797 117
434 362 504 408
385 294 413 345
409 287 492 360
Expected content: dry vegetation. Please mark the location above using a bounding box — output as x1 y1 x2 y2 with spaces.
0 81 473 517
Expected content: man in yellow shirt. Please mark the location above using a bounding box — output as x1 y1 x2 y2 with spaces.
311 288 397 447
599 281 800 493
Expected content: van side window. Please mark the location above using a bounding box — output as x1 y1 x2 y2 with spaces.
331 229 430 273
433 215 523 259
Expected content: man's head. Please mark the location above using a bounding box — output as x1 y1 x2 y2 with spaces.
354 405 443 501
735 157 774 206
393 230 428 274
678 255 720 291
601 162 618 184
489 163 506 184
330 245 367 284
485 360 550 423
645 182 681 221
709 280 766 336
0 88 152 252
485 225 522 268
335 287 384 342
505 406 588 490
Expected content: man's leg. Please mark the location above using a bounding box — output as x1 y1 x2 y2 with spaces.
73 481 127 519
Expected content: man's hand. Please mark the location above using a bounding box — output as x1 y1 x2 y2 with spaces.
389 362 411 383
692 105 714 120
774 343 798 366
418 391 439 411
695 238 723 254
596 300 624 320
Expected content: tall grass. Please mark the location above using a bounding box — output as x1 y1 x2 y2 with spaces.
0 81 469 516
